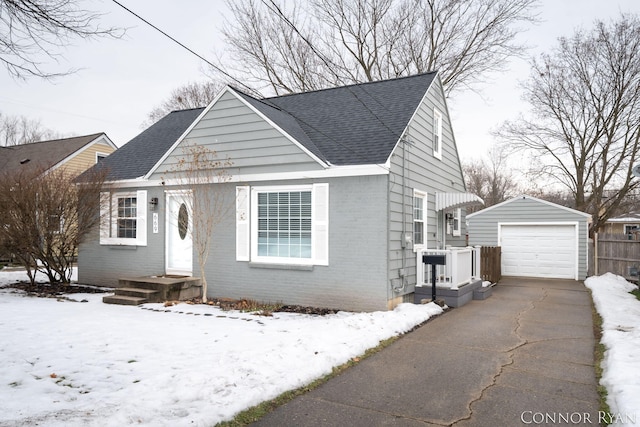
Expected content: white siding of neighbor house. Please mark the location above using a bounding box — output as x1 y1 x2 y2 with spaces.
149 91 323 180
387 76 468 303
467 196 590 280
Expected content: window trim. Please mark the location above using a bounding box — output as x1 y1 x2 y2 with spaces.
100 190 147 246
413 190 427 252
624 224 639 235
433 109 442 160
95 152 109 163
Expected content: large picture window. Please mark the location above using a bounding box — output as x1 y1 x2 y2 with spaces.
100 190 147 246
257 190 312 258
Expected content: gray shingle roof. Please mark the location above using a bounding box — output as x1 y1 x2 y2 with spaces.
0 133 106 175
92 72 438 181
94 108 204 181
261 72 437 165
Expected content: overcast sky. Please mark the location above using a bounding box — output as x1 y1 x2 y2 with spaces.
1 0 640 162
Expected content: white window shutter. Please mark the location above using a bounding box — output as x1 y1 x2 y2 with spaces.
136 190 148 246
99 192 110 244
236 186 250 261
312 183 329 266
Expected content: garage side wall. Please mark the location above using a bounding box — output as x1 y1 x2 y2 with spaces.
467 197 589 280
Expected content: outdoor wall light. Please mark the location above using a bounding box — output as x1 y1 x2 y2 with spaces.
150 197 159 211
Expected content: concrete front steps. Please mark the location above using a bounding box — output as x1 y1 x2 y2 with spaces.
103 275 202 306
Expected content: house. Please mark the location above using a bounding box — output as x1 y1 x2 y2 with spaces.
0 133 116 177
601 212 640 235
78 72 482 311
467 195 591 281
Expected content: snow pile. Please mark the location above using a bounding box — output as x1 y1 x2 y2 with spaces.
0 270 442 426
585 273 640 422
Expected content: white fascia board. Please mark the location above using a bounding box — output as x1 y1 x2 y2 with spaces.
109 163 390 189
164 164 389 186
143 87 232 180
383 72 437 166
96 134 118 150
227 86 328 169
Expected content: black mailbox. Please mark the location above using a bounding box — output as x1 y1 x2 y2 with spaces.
423 254 446 265
423 254 446 302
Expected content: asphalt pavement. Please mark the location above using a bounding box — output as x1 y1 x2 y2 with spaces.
252 277 601 426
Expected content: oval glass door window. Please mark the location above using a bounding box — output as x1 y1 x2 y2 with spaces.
178 203 189 240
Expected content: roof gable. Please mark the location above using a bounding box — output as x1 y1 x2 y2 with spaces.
146 88 327 179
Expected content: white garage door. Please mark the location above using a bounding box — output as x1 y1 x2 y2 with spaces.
500 224 577 279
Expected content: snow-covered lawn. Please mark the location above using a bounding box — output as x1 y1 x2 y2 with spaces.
0 269 443 426
2 270 638 426
585 273 640 425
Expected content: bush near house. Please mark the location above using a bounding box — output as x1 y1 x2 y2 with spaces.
0 167 106 284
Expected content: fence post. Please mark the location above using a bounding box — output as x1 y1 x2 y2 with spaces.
594 231 599 276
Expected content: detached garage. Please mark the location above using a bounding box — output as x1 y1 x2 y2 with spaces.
467 195 591 280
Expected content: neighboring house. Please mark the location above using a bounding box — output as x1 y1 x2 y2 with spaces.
467 195 591 281
601 212 640 235
78 72 481 311
0 133 116 177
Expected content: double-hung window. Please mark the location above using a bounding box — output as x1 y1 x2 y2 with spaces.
413 190 426 248
447 208 461 237
236 184 329 266
433 109 442 160
100 190 147 246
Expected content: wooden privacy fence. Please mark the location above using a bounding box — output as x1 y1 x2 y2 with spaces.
594 233 640 282
480 246 501 283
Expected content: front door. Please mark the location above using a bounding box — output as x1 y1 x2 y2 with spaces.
166 191 193 276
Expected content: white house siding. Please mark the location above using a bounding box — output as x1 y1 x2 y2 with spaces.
387 77 468 302
78 186 166 287
467 197 589 280
205 176 389 312
149 91 324 180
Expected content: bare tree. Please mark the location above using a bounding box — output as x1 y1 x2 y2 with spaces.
144 81 224 126
0 111 62 146
463 145 520 212
0 166 107 284
164 143 233 303
496 14 640 235
216 0 539 95
0 0 122 79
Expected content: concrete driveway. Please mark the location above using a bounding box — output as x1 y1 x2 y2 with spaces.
252 277 601 426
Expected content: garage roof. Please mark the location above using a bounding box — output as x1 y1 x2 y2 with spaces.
466 195 591 219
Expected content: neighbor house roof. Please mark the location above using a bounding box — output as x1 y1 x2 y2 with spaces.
0 133 111 175
607 212 640 223
93 72 438 181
